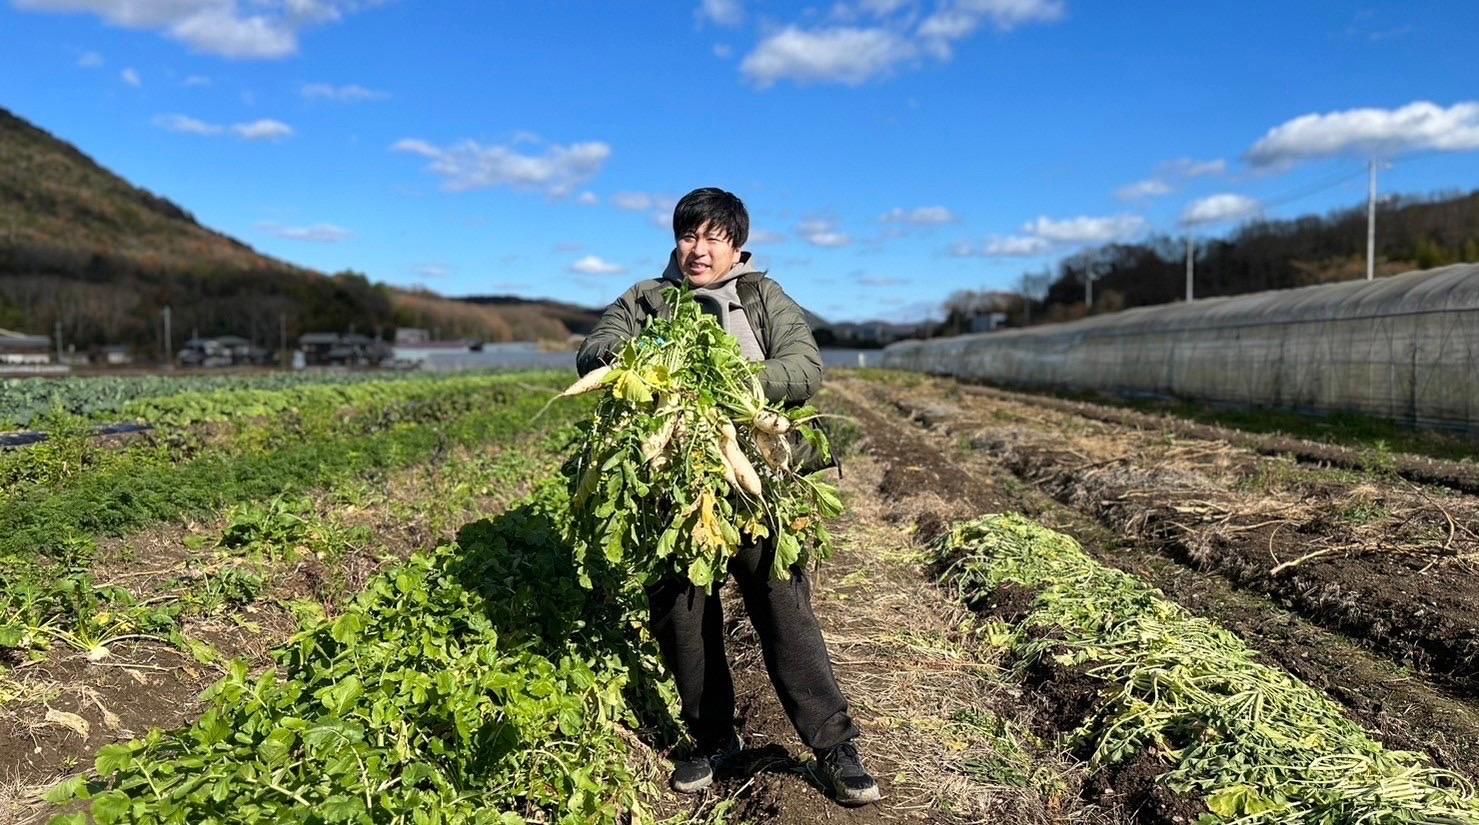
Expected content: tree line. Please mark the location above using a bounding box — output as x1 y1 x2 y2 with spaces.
936 189 1479 335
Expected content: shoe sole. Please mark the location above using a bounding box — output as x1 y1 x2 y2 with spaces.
833 782 881 806
671 773 714 794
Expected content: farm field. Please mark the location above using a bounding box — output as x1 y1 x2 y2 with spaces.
4 368 1479 824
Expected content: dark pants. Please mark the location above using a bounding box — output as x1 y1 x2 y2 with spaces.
646 539 860 752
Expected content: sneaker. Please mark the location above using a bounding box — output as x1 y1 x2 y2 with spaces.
670 731 741 794
813 741 881 805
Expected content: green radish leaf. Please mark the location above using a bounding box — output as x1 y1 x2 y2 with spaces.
90 791 131 825
94 743 133 775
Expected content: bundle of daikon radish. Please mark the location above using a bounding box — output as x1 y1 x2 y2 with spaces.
558 286 842 588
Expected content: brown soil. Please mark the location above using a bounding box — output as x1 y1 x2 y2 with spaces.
886 383 1479 695
959 384 1479 496
829 376 1479 774
0 440 558 825
821 376 1479 821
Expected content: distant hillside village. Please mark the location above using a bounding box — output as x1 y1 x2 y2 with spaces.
0 325 494 374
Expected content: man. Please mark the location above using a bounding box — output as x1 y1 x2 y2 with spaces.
575 187 880 806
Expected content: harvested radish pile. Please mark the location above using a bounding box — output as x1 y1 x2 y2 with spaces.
559 286 842 588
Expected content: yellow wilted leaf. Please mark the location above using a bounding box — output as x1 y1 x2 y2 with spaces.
45 709 90 739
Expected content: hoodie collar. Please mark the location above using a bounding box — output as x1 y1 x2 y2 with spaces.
662 249 755 289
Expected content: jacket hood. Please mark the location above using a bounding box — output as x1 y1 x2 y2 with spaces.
661 250 757 289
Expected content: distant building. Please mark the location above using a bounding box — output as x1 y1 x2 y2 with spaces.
0 328 51 365
178 335 271 367
97 345 133 366
299 332 390 366
395 327 431 345
299 332 340 365
970 312 1008 333
391 338 480 365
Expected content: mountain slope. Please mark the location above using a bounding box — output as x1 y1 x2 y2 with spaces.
0 107 574 354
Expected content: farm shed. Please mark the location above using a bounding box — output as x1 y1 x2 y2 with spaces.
882 263 1479 432
0 329 52 365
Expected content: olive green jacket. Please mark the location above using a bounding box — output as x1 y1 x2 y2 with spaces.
575 271 824 405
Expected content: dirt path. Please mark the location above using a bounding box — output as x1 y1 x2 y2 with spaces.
824 375 1479 782
664 415 1121 824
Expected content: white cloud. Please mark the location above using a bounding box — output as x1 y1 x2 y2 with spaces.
747 229 785 245
917 0 1065 57
1247 101 1479 168
612 192 676 227
1166 157 1226 178
1115 179 1172 201
257 222 352 242
858 0 910 16
232 118 293 140
1181 193 1259 226
712 43 733 59
739 0 1061 87
120 66 140 86
569 255 626 275
576 191 599 205
77 50 103 68
553 242 584 252
1023 214 1147 244
183 74 211 86
741 26 917 87
412 264 449 278
152 113 224 135
14 0 369 59
1114 158 1222 202
696 0 743 26
857 275 910 287
797 217 852 247
962 212 1146 258
612 191 675 212
983 235 1050 256
301 82 388 102
155 113 295 140
881 205 956 225
391 136 612 196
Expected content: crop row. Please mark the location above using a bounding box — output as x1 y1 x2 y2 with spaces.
934 514 1479 824
46 478 672 825
1 372 571 559
0 370 518 430
2 373 586 680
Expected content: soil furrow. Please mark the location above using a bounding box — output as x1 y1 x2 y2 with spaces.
875 379 1479 696
823 375 1479 817
958 384 1479 496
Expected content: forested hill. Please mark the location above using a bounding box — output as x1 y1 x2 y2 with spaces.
0 107 575 355
1030 190 1479 324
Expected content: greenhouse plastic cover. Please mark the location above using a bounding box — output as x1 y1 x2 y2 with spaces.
881 263 1479 431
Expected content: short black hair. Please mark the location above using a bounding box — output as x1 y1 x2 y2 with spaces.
672 187 749 248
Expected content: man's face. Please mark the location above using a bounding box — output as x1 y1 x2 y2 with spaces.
676 221 742 287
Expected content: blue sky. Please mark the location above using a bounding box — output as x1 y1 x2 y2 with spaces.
3 1 1478 323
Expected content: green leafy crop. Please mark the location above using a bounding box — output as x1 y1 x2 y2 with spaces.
49 481 675 825
936 514 1479 824
560 286 842 589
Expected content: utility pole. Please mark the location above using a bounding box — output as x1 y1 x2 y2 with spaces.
162 305 173 368
54 319 63 364
1185 234 1195 301
280 312 288 369
1366 158 1377 280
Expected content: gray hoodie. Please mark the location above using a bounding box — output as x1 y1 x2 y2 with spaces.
661 250 766 361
